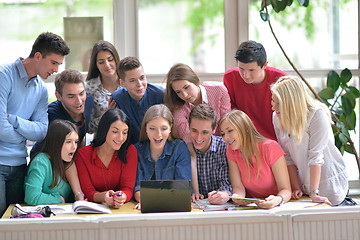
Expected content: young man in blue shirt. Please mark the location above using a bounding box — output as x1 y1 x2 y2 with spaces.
0 32 69 217
189 104 231 205
111 57 164 144
30 69 94 157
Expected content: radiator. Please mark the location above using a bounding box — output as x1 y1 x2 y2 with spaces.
292 211 360 240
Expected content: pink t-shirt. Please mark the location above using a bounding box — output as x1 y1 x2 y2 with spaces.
226 140 285 198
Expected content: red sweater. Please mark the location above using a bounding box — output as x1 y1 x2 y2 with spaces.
75 145 138 202
223 66 286 140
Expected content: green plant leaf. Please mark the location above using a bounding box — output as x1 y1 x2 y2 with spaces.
344 144 354 154
271 0 288 12
345 111 356 130
260 11 270 21
336 121 345 130
334 136 342 150
340 68 352 84
341 95 353 116
318 87 335 100
343 92 356 108
297 0 309 7
287 0 294 6
341 127 350 139
339 132 348 144
327 71 340 91
348 86 360 98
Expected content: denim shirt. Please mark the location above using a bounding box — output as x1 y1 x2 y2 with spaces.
134 139 191 192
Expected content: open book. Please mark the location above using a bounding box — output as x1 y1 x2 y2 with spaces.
71 201 112 214
15 201 112 215
194 199 238 211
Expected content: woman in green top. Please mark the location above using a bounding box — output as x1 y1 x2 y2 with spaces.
25 120 79 205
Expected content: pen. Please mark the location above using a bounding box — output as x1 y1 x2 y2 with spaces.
113 191 123 198
211 189 220 196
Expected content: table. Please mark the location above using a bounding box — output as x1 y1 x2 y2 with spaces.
1 202 141 219
1 201 359 240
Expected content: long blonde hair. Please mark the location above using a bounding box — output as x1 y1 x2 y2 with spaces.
220 110 266 180
271 76 313 143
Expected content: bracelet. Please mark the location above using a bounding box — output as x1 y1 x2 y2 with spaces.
276 195 284 206
310 189 319 195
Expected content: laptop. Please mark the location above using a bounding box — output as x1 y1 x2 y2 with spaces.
140 180 192 213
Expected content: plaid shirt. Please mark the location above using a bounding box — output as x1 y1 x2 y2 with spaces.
195 135 231 196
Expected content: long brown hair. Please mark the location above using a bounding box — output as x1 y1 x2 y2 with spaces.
86 40 120 80
31 120 78 189
164 63 200 112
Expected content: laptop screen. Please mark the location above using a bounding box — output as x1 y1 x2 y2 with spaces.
140 180 192 213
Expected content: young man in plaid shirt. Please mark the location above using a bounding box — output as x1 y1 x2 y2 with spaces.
189 104 231 204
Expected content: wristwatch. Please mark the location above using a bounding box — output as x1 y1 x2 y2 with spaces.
310 189 319 195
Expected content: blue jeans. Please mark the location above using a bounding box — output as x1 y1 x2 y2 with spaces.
0 164 26 217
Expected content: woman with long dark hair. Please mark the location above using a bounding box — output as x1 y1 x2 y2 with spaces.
25 120 79 205
86 40 121 134
76 108 138 208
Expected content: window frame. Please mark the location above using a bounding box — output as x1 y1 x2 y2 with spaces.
113 0 360 81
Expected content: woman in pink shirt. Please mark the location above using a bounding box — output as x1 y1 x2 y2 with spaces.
220 110 291 209
164 63 231 144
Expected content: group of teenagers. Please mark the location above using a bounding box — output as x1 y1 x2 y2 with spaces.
0 32 356 217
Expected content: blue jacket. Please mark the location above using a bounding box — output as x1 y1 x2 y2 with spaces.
134 139 191 192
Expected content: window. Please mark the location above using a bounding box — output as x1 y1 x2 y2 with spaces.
137 0 225 74
248 0 358 70
0 0 114 72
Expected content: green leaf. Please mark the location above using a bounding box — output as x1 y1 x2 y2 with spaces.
287 0 294 6
260 11 270 21
336 121 345 130
327 71 340 91
318 87 335 100
341 95 353 116
345 111 356 130
343 92 356 108
297 0 305 4
271 0 288 12
340 68 352 84
339 132 348 144
344 144 354 154
334 136 342 150
297 0 309 7
341 127 350 139
348 86 360 98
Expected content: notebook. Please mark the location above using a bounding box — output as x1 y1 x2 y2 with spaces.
140 180 192 213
